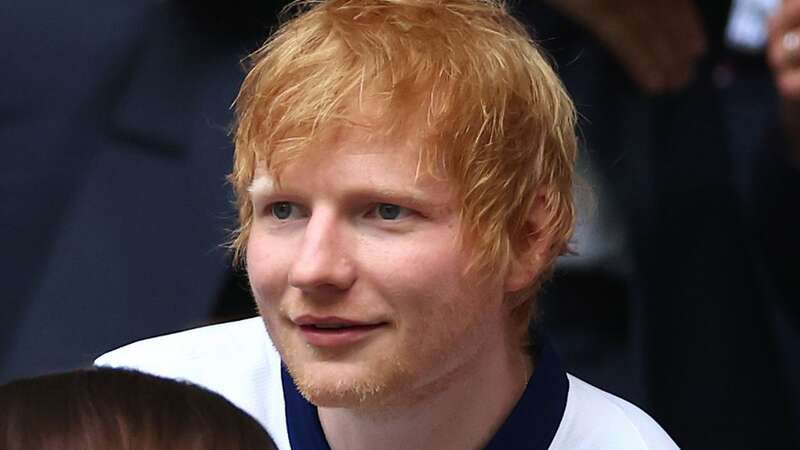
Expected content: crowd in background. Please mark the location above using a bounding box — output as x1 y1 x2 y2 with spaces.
1 0 797 448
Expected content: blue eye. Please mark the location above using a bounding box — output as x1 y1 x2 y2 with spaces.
376 203 404 220
271 202 294 220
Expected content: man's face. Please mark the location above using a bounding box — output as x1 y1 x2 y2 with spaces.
246 129 512 408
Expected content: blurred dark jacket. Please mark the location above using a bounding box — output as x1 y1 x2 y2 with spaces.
0 0 282 382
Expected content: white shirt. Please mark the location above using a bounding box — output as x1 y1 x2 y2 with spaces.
96 317 679 450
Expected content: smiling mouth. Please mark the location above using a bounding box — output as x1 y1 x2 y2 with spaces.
295 320 388 347
300 323 384 331
308 324 354 330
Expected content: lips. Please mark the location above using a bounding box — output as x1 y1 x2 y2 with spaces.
307 323 352 330
293 315 387 347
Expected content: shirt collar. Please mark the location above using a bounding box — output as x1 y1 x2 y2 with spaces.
281 337 568 450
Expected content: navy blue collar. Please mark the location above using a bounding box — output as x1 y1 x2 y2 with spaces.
281 339 568 450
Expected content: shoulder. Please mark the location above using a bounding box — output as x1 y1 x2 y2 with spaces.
95 317 273 378
549 375 679 450
95 317 290 450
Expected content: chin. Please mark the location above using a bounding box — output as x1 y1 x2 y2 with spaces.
286 358 410 408
297 379 385 408
291 366 386 407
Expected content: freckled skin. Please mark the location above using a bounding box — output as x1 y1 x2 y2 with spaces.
246 130 514 409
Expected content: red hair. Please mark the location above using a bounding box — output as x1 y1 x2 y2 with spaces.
231 0 577 287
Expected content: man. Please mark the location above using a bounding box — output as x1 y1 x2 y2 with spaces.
97 1 679 448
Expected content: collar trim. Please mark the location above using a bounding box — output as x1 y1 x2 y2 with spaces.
282 338 568 450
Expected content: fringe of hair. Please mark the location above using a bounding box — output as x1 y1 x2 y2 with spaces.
229 0 578 293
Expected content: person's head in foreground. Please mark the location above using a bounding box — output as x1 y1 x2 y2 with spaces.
231 0 575 410
0 368 278 450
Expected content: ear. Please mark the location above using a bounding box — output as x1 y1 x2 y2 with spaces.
503 193 554 293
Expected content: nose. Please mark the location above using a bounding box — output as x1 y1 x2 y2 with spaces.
288 211 356 293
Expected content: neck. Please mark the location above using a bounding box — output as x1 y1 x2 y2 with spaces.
318 342 533 450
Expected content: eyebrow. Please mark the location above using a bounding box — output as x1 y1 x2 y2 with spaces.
247 175 451 211
247 176 276 198
370 187 430 206
339 186 452 213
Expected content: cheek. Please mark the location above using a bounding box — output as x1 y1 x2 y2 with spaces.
246 233 291 307
360 234 470 309
365 235 506 328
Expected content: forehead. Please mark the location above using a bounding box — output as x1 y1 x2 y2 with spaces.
250 126 452 197
253 127 447 187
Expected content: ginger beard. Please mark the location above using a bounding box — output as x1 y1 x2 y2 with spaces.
244 133 514 409
251 260 508 409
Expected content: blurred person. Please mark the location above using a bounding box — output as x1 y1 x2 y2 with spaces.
0 367 278 450
518 0 800 447
96 1 680 449
0 0 284 383
769 0 800 155
762 0 800 430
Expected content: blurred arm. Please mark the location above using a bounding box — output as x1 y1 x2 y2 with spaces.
768 0 800 161
542 0 708 93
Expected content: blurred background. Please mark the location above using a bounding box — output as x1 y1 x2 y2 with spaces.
1 0 797 448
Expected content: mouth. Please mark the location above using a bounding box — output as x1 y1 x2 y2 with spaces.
293 316 388 347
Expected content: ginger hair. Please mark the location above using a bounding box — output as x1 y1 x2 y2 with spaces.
230 0 577 299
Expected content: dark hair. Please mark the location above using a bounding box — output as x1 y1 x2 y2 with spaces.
0 367 277 450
